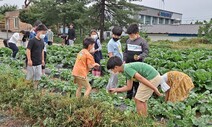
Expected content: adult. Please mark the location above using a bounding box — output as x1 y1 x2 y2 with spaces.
47 28 54 45
66 23 76 46
8 30 25 58
160 71 195 102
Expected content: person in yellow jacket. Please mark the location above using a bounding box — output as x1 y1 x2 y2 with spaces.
160 71 195 102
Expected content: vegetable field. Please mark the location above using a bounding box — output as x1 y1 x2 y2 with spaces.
0 41 211 127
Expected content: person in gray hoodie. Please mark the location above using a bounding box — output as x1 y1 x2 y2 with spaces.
123 24 149 99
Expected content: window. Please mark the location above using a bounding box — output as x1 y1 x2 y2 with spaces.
140 15 144 24
165 19 169 24
171 20 174 24
145 16 151 25
14 17 19 28
152 17 158 25
159 18 164 24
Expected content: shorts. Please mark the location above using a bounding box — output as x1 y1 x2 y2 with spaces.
135 74 162 102
74 76 90 88
26 65 42 81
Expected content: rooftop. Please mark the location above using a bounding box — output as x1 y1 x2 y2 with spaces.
141 24 201 35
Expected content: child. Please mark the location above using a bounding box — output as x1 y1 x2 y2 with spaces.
106 26 123 91
123 24 149 99
8 30 25 59
161 71 194 102
107 56 162 116
29 21 48 75
72 37 100 98
66 23 76 46
90 29 102 77
26 24 48 89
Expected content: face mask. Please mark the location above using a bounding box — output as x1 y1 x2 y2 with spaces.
113 37 119 42
89 47 95 53
91 35 98 40
39 34 45 39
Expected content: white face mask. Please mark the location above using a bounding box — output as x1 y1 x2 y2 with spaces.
89 47 95 53
91 35 98 40
39 34 45 39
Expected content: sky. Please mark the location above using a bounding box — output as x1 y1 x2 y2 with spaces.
0 0 212 24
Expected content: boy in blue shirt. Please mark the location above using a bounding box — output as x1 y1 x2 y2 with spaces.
106 26 123 91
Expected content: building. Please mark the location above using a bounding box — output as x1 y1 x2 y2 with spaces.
4 10 32 32
128 2 199 41
142 24 201 41
131 2 182 25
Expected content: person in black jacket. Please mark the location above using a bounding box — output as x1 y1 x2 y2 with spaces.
123 24 149 99
66 23 76 46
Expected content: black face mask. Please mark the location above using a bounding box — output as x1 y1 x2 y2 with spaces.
113 37 119 42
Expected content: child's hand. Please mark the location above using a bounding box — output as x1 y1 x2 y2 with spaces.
42 60 45 66
154 89 163 97
134 55 140 60
109 88 116 93
28 60 33 66
93 63 100 69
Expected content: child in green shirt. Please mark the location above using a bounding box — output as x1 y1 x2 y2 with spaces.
107 56 163 116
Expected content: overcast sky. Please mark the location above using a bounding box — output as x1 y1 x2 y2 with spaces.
0 0 212 24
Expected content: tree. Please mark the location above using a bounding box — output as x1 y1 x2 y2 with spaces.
86 0 142 41
20 0 142 38
195 20 203 25
0 4 18 14
198 19 212 43
20 0 87 31
0 4 18 21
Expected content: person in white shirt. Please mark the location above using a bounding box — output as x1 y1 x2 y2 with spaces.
8 30 25 58
47 29 54 45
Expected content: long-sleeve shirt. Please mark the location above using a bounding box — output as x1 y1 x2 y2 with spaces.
8 33 22 44
123 37 149 63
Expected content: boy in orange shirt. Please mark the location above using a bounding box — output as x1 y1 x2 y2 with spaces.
72 37 100 98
